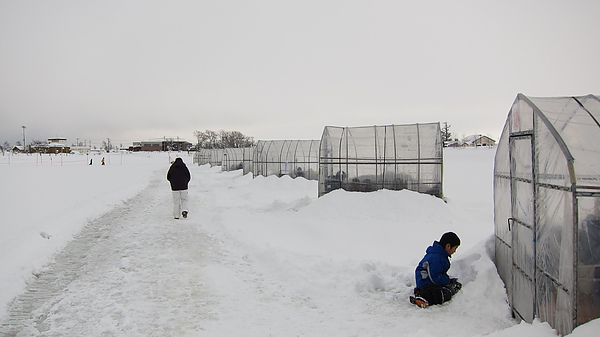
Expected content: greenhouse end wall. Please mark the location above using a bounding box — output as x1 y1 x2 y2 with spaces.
318 123 443 197
493 94 600 335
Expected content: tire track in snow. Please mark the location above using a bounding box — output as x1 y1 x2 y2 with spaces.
1 168 222 336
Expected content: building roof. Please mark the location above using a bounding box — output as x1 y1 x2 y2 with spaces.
462 134 495 145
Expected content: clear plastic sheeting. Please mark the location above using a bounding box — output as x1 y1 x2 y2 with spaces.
192 148 224 167
494 94 600 335
221 147 254 173
192 148 254 173
318 123 443 197
253 140 320 180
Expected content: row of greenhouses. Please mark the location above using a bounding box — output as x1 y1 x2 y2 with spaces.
193 140 319 179
192 122 444 198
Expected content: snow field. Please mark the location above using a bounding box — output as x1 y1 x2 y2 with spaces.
1 148 598 336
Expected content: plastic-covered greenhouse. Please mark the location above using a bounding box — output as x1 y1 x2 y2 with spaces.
192 148 253 173
318 123 443 197
193 148 224 167
252 140 320 179
494 94 600 335
221 147 254 173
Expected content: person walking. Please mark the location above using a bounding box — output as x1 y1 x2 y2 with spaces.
167 157 191 219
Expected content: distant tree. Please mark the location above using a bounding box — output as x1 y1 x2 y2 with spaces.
1 141 12 154
102 139 113 152
29 140 46 153
219 130 254 148
193 130 219 149
30 139 45 146
193 129 254 149
441 122 452 146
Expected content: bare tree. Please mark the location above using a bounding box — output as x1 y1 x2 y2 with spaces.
29 140 46 153
194 129 254 149
1 141 12 155
220 130 254 148
101 139 114 152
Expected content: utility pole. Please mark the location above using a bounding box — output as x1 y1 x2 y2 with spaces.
21 126 26 152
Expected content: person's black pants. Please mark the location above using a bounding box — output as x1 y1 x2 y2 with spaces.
414 281 461 305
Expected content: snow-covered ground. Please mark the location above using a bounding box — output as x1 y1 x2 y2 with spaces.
0 148 597 336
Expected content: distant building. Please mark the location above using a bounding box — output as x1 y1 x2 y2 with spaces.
462 134 496 147
132 138 193 152
29 137 71 153
12 146 26 153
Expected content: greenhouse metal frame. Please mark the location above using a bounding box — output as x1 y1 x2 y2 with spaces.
318 123 443 197
252 140 320 180
494 94 600 335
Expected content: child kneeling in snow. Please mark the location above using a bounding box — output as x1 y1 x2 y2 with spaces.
410 232 462 308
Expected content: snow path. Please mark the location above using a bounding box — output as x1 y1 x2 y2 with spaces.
1 168 222 336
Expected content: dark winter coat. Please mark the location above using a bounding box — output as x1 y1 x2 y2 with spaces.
415 241 452 289
167 158 191 191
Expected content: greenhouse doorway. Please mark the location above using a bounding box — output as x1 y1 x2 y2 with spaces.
508 134 535 323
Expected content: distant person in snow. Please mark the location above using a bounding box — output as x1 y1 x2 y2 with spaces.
410 232 462 308
167 157 191 219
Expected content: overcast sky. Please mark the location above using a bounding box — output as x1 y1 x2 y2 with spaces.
1 0 599 147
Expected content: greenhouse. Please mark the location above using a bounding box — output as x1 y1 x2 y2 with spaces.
192 148 224 167
221 147 254 173
494 94 600 335
252 140 320 179
192 148 253 172
318 123 443 197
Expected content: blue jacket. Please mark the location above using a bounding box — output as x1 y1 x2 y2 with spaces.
415 241 451 288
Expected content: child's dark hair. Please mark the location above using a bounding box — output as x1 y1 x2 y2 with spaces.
440 232 461 248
